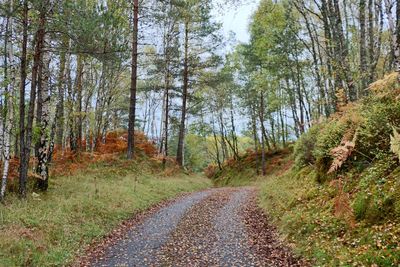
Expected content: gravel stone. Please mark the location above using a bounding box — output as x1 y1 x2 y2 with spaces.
92 191 211 267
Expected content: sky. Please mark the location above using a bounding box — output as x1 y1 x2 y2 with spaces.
214 0 260 45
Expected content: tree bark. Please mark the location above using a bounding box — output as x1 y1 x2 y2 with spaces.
360 0 368 91
55 37 68 148
176 20 189 166
1 2 15 200
21 8 46 196
395 0 400 74
18 0 29 198
127 0 139 159
76 55 84 150
259 92 267 176
36 47 51 191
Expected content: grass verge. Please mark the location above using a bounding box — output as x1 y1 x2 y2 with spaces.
259 166 400 266
0 158 211 266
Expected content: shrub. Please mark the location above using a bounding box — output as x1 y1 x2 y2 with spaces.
293 124 322 168
313 120 348 161
204 164 219 179
356 99 400 160
312 120 347 181
353 192 370 220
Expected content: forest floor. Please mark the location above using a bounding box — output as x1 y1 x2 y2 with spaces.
79 187 307 267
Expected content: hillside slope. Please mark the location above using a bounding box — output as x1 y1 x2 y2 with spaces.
264 74 400 266
211 73 400 266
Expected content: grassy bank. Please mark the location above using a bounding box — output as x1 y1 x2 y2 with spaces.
258 74 400 266
208 148 293 187
202 73 400 265
0 158 211 266
259 166 400 266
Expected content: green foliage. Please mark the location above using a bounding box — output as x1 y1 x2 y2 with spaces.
357 99 400 160
353 192 370 220
312 120 347 161
293 124 321 168
260 166 400 266
264 75 400 265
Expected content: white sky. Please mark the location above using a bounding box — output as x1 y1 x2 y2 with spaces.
214 0 260 45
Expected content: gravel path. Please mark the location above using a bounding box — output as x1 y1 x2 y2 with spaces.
213 188 260 266
85 187 306 267
90 191 211 267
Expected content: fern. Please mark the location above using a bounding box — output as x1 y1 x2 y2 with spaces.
328 141 355 174
390 127 400 159
327 130 357 174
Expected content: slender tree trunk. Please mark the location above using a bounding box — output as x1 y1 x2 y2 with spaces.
176 20 189 166
259 92 267 176
360 0 368 91
229 96 239 159
18 1 30 198
395 0 400 74
211 116 222 170
127 0 139 159
163 73 170 168
22 10 46 191
251 103 260 175
368 0 375 83
76 55 84 150
55 37 68 148
36 48 51 191
384 0 397 70
66 54 77 152
1 3 15 200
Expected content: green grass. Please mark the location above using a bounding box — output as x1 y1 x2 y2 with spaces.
259 166 400 266
0 159 211 266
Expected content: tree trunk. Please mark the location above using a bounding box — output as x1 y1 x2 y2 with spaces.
163 70 170 168
76 55 84 150
18 0 31 198
66 54 76 152
395 0 400 74
360 0 368 91
127 0 139 159
251 103 260 175
36 48 51 191
176 20 189 167
368 0 375 83
55 37 68 148
259 92 267 176
1 3 15 200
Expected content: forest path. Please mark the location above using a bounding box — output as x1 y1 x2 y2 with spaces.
82 187 306 267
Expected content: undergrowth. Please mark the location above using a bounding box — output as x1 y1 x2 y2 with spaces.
213 73 400 265
207 148 293 186
259 73 400 266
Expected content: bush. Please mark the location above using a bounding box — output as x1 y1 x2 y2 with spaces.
356 99 400 160
353 192 370 220
312 120 348 181
293 124 321 168
313 120 347 161
204 164 219 179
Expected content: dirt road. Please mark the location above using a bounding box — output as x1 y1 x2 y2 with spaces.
81 187 306 267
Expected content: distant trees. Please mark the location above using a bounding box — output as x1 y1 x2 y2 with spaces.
0 0 223 199
0 0 131 199
203 0 400 175
0 0 400 199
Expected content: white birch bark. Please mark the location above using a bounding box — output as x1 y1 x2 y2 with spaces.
1 2 15 200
